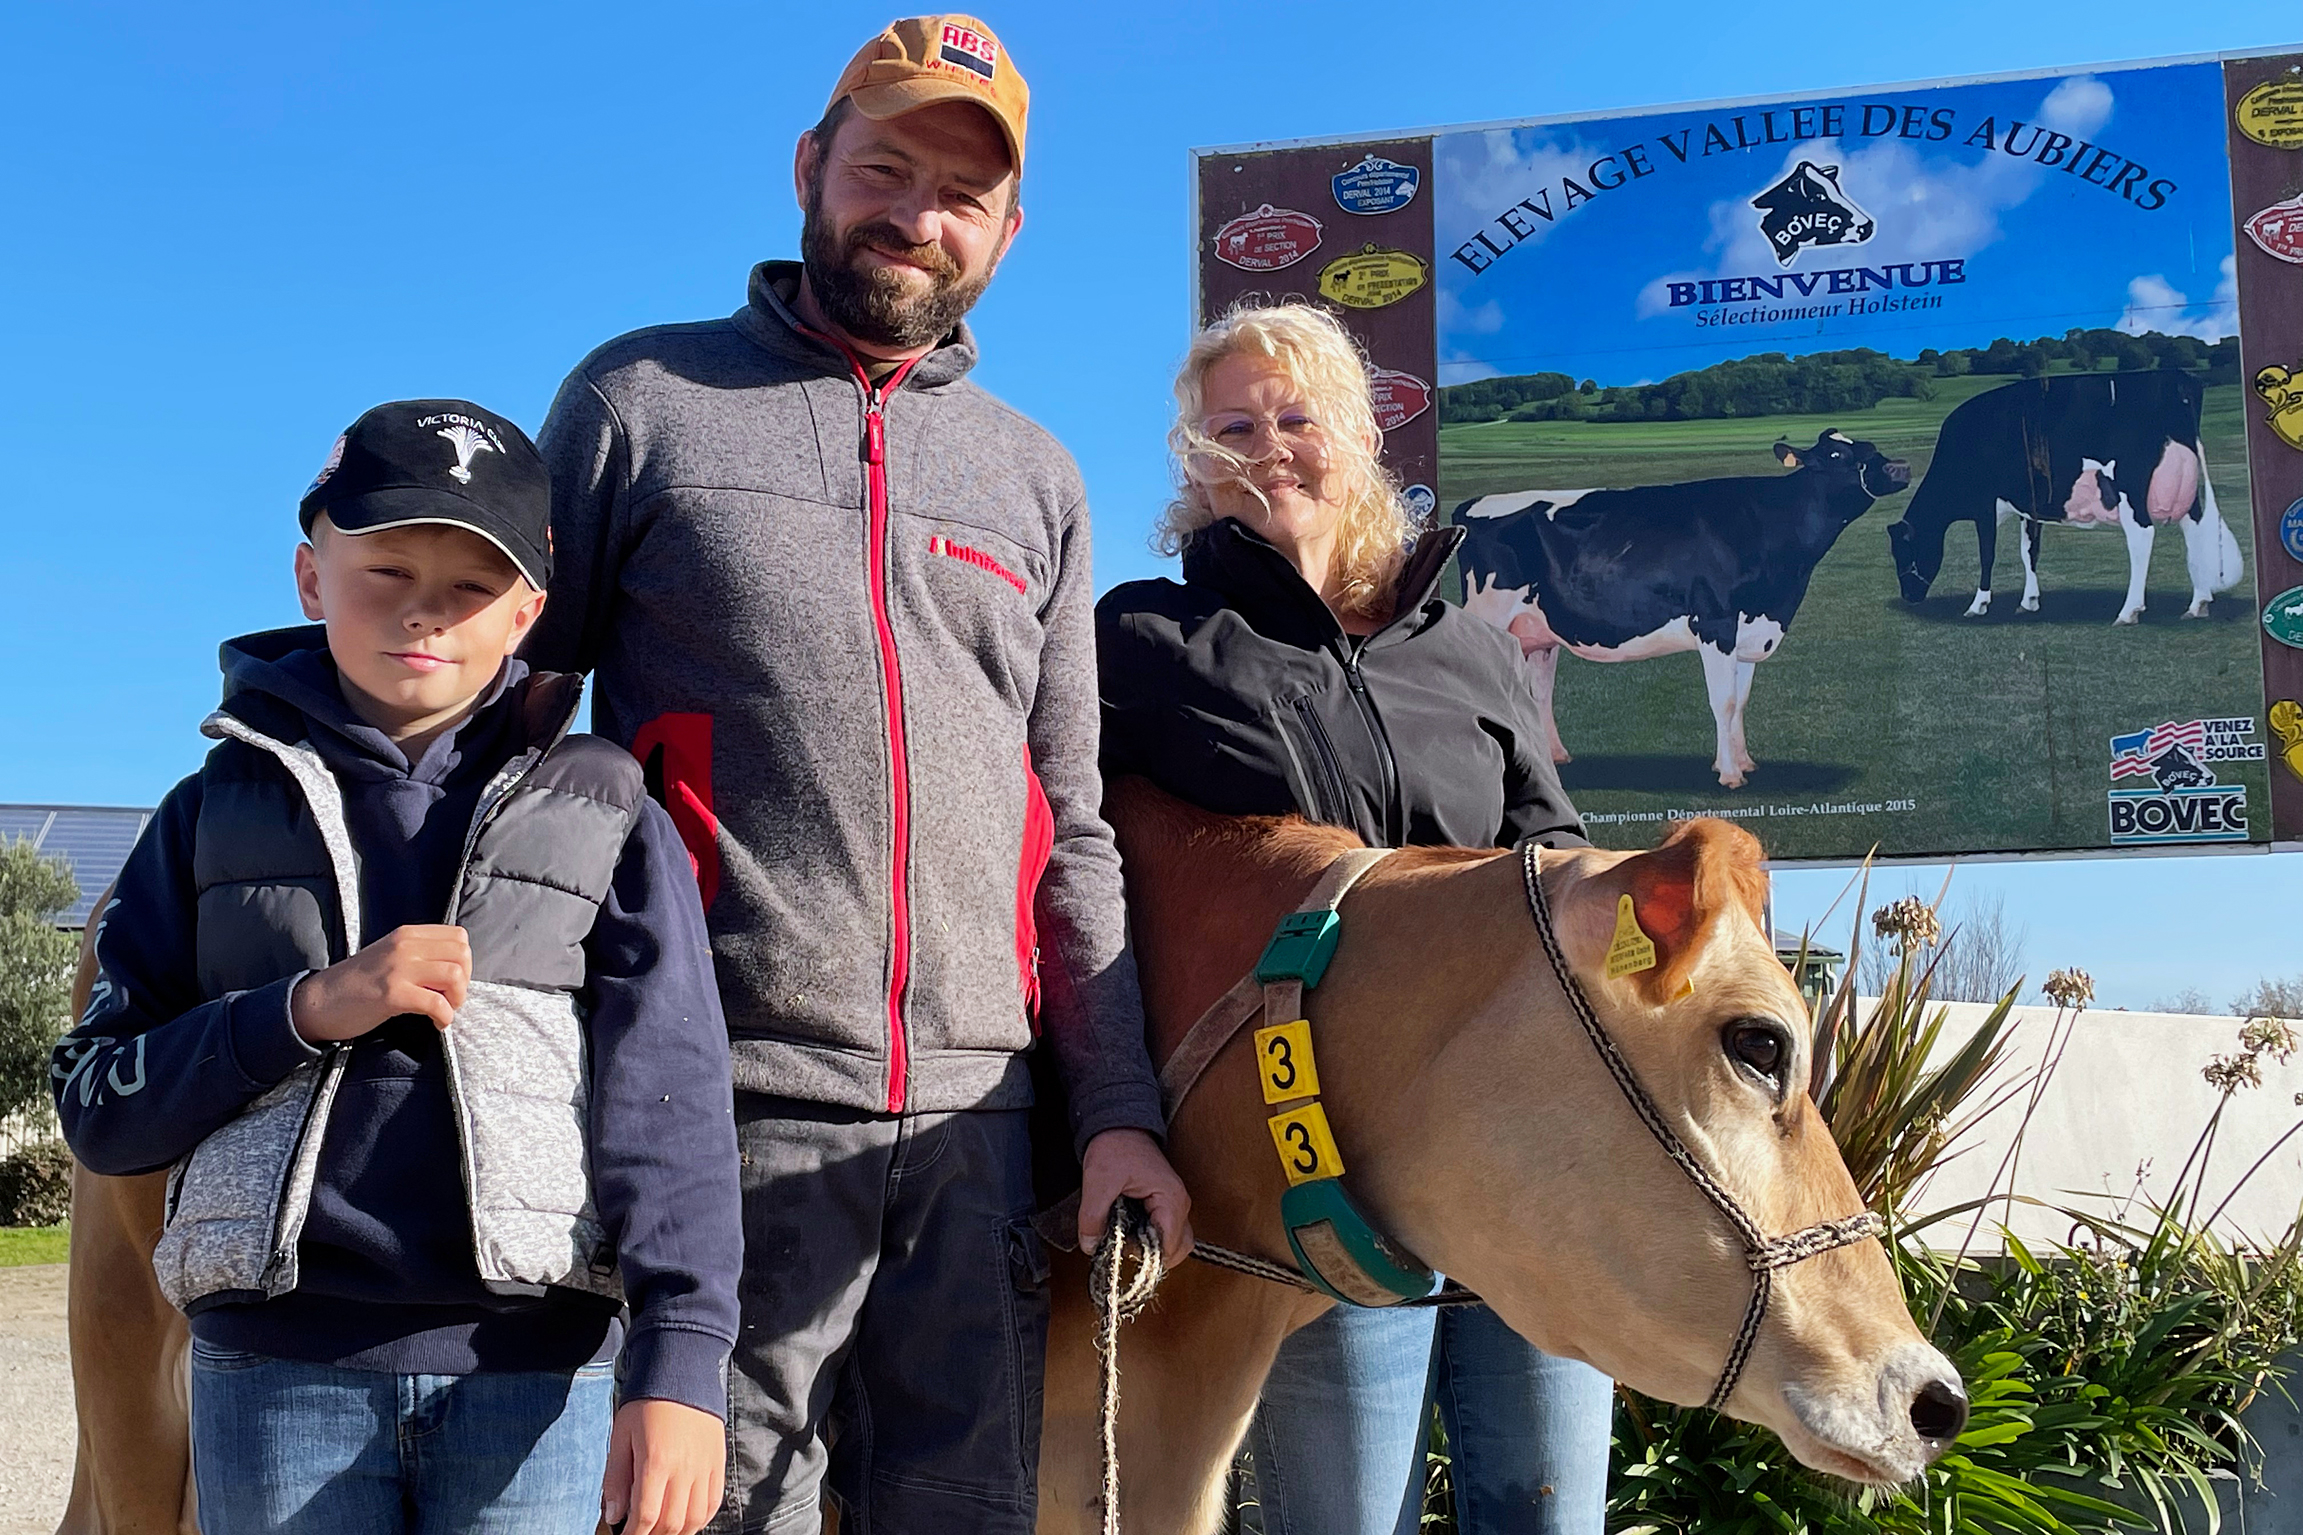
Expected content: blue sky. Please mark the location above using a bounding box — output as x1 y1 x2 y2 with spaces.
2 2 2297 1010
1437 60 2236 384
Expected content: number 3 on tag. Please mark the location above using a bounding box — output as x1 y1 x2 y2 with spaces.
1254 1018 1321 1104
1267 1102 1345 1185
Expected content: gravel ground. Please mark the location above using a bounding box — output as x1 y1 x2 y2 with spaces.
0 1264 73 1535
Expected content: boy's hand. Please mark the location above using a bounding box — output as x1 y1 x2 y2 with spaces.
603 1398 726 1535
1079 1127 1194 1264
289 925 471 1043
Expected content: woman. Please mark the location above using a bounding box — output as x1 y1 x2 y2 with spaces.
1095 302 1613 1535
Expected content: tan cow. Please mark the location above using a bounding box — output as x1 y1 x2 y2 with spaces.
57 888 197 1535
61 791 1961 1535
1036 783 1965 1534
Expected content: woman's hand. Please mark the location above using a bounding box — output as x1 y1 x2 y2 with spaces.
602 1398 726 1535
1078 1127 1194 1263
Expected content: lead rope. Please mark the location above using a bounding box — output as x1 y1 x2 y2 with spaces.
1189 1238 1482 1306
1518 841 1882 1409
1090 1196 1163 1535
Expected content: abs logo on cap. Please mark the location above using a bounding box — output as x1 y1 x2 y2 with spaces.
939 23 997 81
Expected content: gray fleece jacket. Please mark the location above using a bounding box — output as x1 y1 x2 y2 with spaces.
532 262 1163 1153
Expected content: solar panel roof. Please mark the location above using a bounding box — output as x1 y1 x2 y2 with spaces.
0 805 152 927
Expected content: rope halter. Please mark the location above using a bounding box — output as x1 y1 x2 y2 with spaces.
1518 840 1885 1412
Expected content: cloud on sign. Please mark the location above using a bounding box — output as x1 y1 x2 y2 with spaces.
2118 255 2238 341
1436 126 1618 382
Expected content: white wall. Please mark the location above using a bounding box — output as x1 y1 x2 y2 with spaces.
1874 1000 2303 1252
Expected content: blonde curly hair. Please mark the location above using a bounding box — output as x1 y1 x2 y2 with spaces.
1160 302 1415 620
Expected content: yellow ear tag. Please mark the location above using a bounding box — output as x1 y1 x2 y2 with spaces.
1605 894 1658 979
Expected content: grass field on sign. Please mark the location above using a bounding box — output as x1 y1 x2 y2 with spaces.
1435 373 2269 860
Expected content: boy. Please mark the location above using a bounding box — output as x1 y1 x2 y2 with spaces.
52 400 741 1535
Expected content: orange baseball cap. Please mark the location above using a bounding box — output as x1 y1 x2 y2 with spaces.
825 16 1028 172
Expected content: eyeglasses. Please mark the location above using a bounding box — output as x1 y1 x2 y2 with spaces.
1199 409 1326 451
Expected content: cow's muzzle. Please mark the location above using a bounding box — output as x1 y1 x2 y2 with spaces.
1870 458 1912 493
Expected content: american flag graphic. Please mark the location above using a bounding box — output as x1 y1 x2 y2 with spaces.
2108 719 2206 779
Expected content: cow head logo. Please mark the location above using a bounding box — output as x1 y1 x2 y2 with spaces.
2110 721 2221 788
2148 744 2213 791
436 424 497 485
1750 162 1875 267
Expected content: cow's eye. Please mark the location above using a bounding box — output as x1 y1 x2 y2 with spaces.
1722 1018 1792 1092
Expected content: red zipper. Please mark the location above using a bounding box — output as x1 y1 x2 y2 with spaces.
859 354 922 1112
793 317 924 1113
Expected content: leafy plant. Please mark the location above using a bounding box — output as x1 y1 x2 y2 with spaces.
0 838 79 1121
0 1136 72 1227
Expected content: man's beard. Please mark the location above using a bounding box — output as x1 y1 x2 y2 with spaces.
801 184 996 351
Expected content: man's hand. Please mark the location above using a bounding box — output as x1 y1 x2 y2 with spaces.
288 925 471 1043
1078 1127 1193 1263
602 1397 726 1535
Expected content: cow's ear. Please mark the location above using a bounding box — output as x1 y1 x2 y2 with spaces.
1569 818 1771 1005
1774 442 1802 468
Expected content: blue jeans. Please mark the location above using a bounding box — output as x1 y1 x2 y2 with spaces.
1248 1304 1613 1535
189 1341 615 1534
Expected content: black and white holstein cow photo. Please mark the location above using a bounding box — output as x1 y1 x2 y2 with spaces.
1886 372 2243 624
1454 431 1910 789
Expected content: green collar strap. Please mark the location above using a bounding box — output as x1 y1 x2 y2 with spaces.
1256 908 1345 987
1281 1176 1438 1306
1247 849 1436 1307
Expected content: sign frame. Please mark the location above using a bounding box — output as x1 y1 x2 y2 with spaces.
1191 45 2303 866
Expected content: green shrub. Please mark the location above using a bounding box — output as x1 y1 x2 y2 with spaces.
1610 1218 2298 1534
0 1137 73 1227
0 837 80 1121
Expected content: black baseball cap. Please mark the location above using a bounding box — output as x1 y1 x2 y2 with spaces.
298 399 552 589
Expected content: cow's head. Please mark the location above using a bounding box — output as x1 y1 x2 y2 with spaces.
1389 819 1968 1481
1774 430 1909 517
1887 516 1939 602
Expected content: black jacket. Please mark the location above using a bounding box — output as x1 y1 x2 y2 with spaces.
1097 519 1587 851
56 633 740 1412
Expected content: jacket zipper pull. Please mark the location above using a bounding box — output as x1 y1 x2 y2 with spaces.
864 400 886 467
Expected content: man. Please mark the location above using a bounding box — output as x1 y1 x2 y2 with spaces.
530 16 1190 1533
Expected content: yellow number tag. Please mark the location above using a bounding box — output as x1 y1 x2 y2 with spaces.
1254 1018 1322 1104
1605 894 1658 979
1267 1102 1346 1186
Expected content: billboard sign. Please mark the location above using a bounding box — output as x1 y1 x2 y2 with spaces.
1195 49 2303 860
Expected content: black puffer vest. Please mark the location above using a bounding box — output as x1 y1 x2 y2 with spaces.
152 663 648 1312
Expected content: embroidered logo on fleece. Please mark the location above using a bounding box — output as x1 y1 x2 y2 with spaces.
928 535 1026 595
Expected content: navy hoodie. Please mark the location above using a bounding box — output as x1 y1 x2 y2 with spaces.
55 629 741 1415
